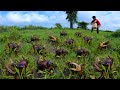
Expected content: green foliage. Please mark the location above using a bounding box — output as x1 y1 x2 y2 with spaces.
65 11 78 22
8 28 22 41
104 30 113 32
111 29 120 38
0 26 8 32
77 21 89 30
0 27 119 79
55 23 62 29
21 25 48 30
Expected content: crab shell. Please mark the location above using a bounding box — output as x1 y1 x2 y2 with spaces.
16 59 28 69
76 48 89 57
55 48 67 56
37 60 51 70
102 56 113 68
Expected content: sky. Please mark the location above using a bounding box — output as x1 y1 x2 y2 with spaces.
0 11 120 31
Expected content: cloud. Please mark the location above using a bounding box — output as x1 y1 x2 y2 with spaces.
0 11 70 28
0 11 120 31
6 12 49 23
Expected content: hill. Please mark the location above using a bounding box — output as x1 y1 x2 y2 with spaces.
0 28 120 79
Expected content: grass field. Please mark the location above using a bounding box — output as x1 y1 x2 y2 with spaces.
0 28 120 79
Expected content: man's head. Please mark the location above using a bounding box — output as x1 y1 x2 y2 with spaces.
92 16 96 19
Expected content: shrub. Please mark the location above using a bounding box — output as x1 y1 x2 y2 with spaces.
111 29 120 38
20 25 48 30
0 26 8 32
8 28 22 41
104 30 113 32
55 23 62 29
77 21 89 30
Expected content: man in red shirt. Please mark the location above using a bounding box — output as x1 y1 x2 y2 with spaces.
91 16 101 34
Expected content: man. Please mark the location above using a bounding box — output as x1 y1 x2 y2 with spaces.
91 16 101 34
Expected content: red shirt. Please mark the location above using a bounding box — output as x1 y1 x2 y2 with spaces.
92 19 101 26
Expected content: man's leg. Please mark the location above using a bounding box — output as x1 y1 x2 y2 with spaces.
97 25 100 34
97 27 99 34
91 27 93 32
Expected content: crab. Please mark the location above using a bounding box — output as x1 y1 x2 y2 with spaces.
55 48 68 57
32 44 46 55
76 48 89 58
36 57 57 71
75 32 81 37
30 35 39 42
83 36 92 44
64 38 74 45
60 31 67 36
8 42 20 54
99 41 110 49
66 62 84 76
48 36 58 42
5 57 29 79
93 56 113 79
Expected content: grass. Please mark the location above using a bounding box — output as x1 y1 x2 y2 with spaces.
0 28 120 79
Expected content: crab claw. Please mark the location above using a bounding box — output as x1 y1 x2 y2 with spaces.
96 57 101 62
69 62 81 72
5 59 16 75
55 55 60 58
51 36 57 41
93 57 102 72
5 63 16 74
77 56 81 58
10 58 14 64
17 42 21 46
93 63 102 72
90 75 96 79
100 42 108 48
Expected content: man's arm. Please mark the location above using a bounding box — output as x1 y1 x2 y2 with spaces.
91 19 96 23
91 20 94 24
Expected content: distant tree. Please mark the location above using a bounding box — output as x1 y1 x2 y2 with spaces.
65 11 78 29
26 25 34 29
77 21 89 30
55 23 62 29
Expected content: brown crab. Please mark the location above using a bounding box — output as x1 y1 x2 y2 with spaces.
93 56 113 79
16 57 28 73
36 57 57 71
66 62 85 78
48 36 58 42
83 36 92 44
60 31 67 36
5 57 28 79
30 35 39 42
32 44 46 55
55 48 68 57
8 42 20 54
76 48 89 58
99 41 110 50
75 32 81 37
64 38 74 45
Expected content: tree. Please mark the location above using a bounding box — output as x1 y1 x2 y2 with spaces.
77 21 89 30
65 11 78 29
55 23 62 29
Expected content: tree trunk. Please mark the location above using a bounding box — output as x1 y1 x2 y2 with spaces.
70 21 73 29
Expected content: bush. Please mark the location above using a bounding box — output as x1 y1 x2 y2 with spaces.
0 26 8 32
111 29 120 38
0 36 8 43
77 21 89 30
104 30 113 32
55 23 62 29
20 25 48 30
8 28 22 41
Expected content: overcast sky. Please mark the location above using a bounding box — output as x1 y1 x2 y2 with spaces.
0 11 120 31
